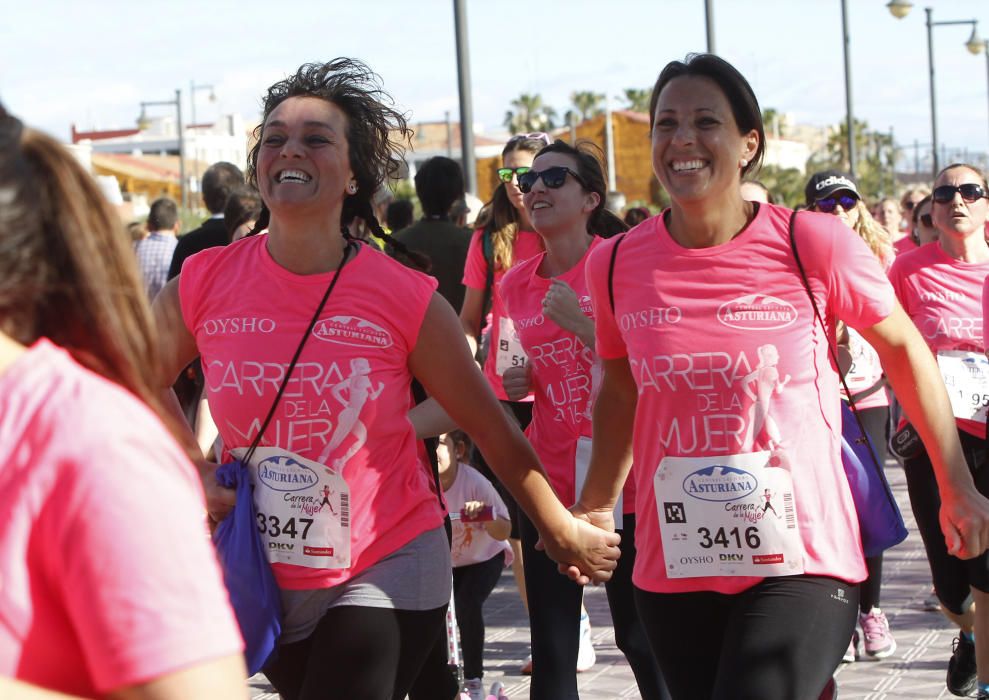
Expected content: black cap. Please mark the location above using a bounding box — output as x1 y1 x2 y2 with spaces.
804 170 860 206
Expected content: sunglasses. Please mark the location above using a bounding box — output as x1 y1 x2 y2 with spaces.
903 201 916 211
506 131 551 147
517 166 587 194
814 193 859 214
919 213 933 228
932 183 988 204
497 166 532 183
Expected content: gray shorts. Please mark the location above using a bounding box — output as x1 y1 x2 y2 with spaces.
279 526 452 644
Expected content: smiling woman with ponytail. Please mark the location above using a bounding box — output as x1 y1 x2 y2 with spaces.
151 59 620 700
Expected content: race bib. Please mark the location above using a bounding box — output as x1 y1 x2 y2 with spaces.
844 329 882 393
938 351 989 423
233 446 351 569
655 452 804 578
495 315 528 375
574 436 623 530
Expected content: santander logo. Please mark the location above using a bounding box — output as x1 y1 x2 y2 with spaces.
312 315 393 349
717 294 797 330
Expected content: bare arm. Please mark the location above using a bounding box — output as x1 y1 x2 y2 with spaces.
411 294 619 583
862 303 989 559
458 285 485 358
152 278 236 523
107 654 247 700
574 356 637 523
0 679 82 700
408 398 458 439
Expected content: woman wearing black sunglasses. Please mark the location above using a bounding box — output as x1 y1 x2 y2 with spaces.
572 53 989 700
457 132 548 672
499 140 668 700
888 163 989 698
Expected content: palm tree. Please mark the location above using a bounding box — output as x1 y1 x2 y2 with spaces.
504 93 557 134
570 91 605 122
622 88 650 113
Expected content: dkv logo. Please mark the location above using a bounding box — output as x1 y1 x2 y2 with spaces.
717 294 797 330
682 465 758 502
257 455 318 492
312 315 393 349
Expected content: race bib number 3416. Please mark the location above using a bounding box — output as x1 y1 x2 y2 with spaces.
655 452 804 579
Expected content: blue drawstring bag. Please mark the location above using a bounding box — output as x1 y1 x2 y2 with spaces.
212 461 282 675
840 402 908 557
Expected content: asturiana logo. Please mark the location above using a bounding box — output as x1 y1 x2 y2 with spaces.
682 465 758 502
312 315 393 349
717 294 797 330
258 456 318 492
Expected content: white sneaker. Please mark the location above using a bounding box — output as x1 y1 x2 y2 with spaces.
576 611 596 672
464 677 484 700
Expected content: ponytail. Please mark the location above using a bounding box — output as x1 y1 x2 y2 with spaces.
589 208 629 239
350 196 431 272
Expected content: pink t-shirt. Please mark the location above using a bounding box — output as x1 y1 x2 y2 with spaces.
889 241 989 437
893 235 919 257
501 238 635 513
180 237 444 590
446 463 512 568
0 340 242 698
587 205 895 595
462 228 543 401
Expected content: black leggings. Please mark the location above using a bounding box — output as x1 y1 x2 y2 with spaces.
454 551 506 679
519 511 670 700
635 575 858 700
902 428 989 615
855 404 890 612
264 605 448 700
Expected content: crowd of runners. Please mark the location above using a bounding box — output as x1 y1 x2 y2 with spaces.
3 52 989 700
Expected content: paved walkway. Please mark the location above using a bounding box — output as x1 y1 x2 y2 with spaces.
250 462 970 699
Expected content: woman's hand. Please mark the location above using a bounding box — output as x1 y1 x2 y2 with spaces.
542 280 594 347
200 459 237 525
536 511 621 585
940 485 989 560
502 365 532 401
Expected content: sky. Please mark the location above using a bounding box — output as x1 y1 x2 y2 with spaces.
2 0 988 168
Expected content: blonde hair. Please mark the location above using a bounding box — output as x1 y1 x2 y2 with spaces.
849 199 893 266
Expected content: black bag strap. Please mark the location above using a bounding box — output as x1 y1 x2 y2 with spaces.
478 223 495 336
849 376 888 403
607 233 627 314
787 211 890 488
242 241 357 466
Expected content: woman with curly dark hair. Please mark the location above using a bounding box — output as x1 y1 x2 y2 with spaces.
152 59 619 700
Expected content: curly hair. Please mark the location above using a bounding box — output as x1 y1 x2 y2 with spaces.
246 59 427 269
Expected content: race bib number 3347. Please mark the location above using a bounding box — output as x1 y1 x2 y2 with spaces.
655 452 804 579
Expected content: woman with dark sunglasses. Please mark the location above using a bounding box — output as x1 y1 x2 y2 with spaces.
913 195 938 246
457 132 548 672
889 163 989 698
805 170 898 663
572 53 989 700
900 186 931 253
499 140 668 700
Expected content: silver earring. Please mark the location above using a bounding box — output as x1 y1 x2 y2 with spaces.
348 183 357 194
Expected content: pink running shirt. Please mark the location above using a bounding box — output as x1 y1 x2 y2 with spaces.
893 235 919 257
462 228 543 401
889 241 989 437
587 205 895 594
0 340 242 697
501 239 634 512
180 238 444 590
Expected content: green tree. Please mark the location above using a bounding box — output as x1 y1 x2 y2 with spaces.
570 90 605 122
622 88 650 113
504 93 557 134
755 165 808 208
807 118 899 200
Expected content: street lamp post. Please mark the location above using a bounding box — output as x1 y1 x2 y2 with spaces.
705 0 715 54
189 81 215 206
840 0 857 179
888 2 982 176
138 89 186 209
453 0 477 195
